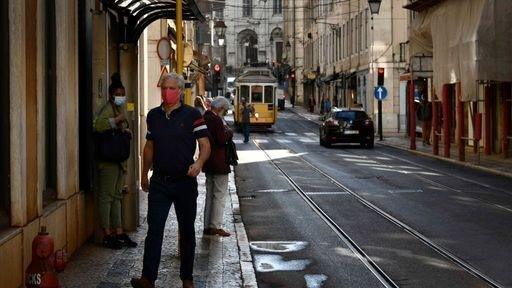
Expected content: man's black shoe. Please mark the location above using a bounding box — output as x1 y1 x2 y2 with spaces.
117 233 138 248
103 234 123 250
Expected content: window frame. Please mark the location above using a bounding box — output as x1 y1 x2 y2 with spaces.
243 0 252 17
251 85 264 103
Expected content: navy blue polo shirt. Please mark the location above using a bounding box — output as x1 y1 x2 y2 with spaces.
146 104 209 176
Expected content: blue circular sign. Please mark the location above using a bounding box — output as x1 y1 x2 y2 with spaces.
374 86 388 101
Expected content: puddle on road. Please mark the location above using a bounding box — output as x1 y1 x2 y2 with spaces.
250 241 308 253
254 255 311 272
305 274 328 288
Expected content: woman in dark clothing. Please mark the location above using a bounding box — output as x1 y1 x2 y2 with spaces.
93 73 137 249
202 97 233 237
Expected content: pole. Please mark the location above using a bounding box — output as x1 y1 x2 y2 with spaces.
176 0 183 74
292 1 296 106
484 85 492 155
409 76 416 150
502 82 511 158
378 100 383 141
432 94 439 155
456 82 465 161
442 84 451 158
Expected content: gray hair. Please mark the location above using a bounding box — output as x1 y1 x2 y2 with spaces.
211 97 230 111
161 72 185 89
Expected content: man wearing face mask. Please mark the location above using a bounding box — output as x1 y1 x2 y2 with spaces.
202 97 233 237
93 73 137 249
131 73 211 288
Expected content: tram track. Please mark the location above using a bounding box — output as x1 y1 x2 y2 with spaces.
284 110 512 213
251 137 505 288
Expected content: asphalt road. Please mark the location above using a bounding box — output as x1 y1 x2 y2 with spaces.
233 110 512 288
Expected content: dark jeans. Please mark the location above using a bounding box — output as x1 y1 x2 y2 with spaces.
242 122 250 143
142 175 198 282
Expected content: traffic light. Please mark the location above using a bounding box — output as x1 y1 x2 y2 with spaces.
213 64 221 83
290 69 295 81
377 67 384 86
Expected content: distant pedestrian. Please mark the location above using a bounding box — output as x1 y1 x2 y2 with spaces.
308 97 315 113
194 96 207 115
290 93 296 108
417 96 432 145
203 97 233 237
93 73 137 250
204 97 213 110
322 96 331 115
131 73 211 288
240 98 255 143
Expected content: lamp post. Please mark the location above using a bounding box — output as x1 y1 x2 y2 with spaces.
368 0 382 140
212 20 227 97
368 0 382 15
214 20 227 43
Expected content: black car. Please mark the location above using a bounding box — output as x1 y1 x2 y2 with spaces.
319 108 375 148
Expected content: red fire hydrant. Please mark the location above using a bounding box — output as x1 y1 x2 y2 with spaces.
25 226 67 288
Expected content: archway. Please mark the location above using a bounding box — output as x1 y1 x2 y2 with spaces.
270 27 283 63
237 29 258 66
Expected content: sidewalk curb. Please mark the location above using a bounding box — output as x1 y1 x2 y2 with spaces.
287 107 512 179
229 172 258 288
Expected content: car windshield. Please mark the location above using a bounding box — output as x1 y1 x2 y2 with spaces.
334 111 367 122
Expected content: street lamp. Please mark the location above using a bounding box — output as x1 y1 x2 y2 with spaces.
214 20 227 40
368 0 382 15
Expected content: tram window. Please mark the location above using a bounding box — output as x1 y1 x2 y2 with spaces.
252 85 263 103
264 86 273 103
240 85 250 102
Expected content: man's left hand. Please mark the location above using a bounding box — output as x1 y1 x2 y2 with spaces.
187 162 202 177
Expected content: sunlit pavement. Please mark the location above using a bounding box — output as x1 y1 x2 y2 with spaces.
59 173 254 288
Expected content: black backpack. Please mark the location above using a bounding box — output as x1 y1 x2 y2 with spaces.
94 129 131 162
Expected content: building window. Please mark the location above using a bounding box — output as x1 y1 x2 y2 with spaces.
44 0 57 207
243 0 252 17
343 24 346 58
359 12 363 52
0 0 10 230
365 9 369 49
273 0 282 14
276 41 283 63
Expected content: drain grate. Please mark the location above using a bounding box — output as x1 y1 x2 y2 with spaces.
239 195 256 200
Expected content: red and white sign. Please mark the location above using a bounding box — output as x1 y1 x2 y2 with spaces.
213 64 221 72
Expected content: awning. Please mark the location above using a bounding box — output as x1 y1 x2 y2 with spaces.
408 0 512 101
321 73 339 83
102 0 205 43
403 0 445 12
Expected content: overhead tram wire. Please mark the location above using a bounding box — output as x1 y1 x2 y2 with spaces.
207 0 354 10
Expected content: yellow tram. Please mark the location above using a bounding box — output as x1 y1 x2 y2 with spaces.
233 67 278 128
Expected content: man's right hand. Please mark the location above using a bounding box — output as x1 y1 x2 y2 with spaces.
141 174 149 193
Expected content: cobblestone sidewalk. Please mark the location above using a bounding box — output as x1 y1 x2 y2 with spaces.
59 173 255 288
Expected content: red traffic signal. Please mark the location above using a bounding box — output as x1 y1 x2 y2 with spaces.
377 67 384 86
290 69 295 80
213 64 221 73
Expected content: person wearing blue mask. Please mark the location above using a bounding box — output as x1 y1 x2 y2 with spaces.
93 73 137 249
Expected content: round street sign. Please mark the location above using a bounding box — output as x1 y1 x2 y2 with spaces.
374 86 388 101
213 64 221 72
157 37 172 61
